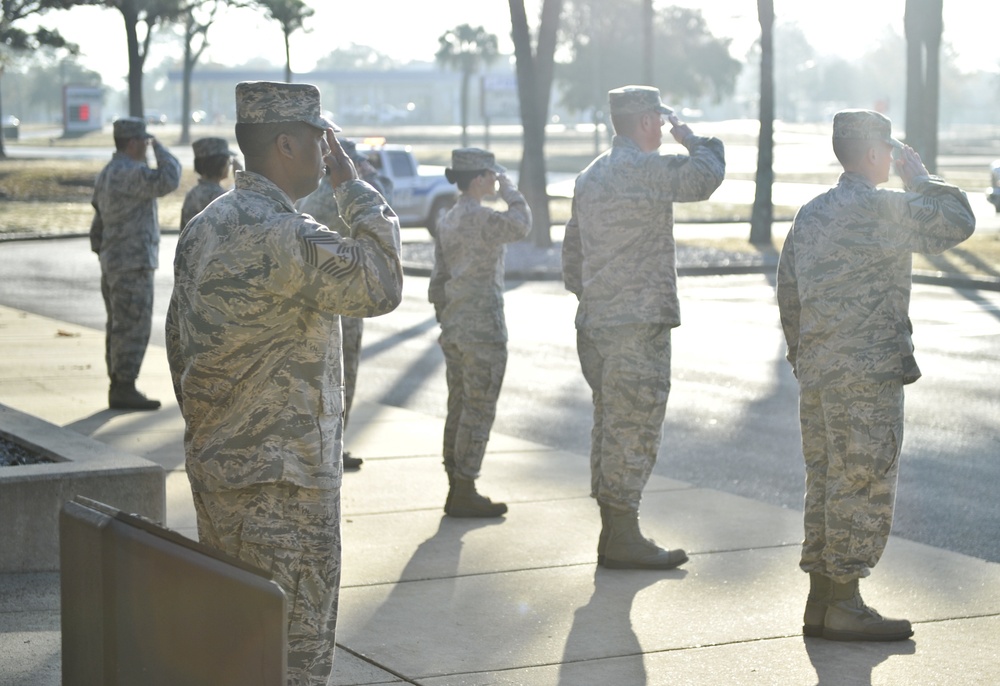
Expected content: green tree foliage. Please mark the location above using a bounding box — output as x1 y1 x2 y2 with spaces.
254 0 313 83
771 23 817 121
1 0 87 49
557 2 740 114
315 44 396 71
14 55 101 119
435 24 499 148
1 0 89 156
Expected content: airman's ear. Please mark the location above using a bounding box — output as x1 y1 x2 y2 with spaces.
868 144 881 164
275 132 295 160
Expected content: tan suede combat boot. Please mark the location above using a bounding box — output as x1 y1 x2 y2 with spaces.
446 477 507 518
803 572 831 637
823 578 913 641
600 508 687 570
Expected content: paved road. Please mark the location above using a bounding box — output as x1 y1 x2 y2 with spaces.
1 235 998 564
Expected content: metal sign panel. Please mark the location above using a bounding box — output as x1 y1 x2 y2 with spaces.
481 74 520 120
63 85 104 136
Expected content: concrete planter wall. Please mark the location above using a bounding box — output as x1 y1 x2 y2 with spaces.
0 404 165 572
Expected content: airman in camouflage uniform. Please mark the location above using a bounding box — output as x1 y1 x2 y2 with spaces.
90 116 181 410
776 109 975 642
562 86 724 570
180 136 240 230
166 81 402 685
428 148 531 517
297 142 392 470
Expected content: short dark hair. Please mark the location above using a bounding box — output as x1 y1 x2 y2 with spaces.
235 121 315 158
195 154 230 179
833 138 872 168
445 168 486 191
610 111 643 136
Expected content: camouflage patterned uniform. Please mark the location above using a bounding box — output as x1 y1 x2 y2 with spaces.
299 173 380 428
90 125 181 386
428 171 531 480
776 153 975 584
182 137 238 230
166 80 402 686
562 98 725 512
181 178 227 230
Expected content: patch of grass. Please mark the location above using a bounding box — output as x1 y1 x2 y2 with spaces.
1 156 997 280
0 159 102 202
0 158 200 235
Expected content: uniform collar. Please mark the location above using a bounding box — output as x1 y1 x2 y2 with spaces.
235 170 296 212
839 171 878 190
611 135 642 152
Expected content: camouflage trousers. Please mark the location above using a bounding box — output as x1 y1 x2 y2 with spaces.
100 267 154 383
193 483 342 686
441 341 508 480
577 324 672 511
341 316 364 429
798 380 904 583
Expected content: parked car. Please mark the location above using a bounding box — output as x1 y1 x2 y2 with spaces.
987 160 1000 213
354 139 457 235
2 115 20 141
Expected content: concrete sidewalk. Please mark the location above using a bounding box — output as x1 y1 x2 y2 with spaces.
1 304 999 685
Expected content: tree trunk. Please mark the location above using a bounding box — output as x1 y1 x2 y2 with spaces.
123 5 145 118
750 0 775 246
904 0 942 173
924 5 941 174
0 75 7 159
509 0 562 248
904 1 925 164
284 31 292 83
460 70 470 148
642 0 654 85
180 13 194 144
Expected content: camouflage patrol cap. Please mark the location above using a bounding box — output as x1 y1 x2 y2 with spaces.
192 137 233 159
608 85 674 116
339 138 368 166
235 81 340 132
113 117 149 139
447 147 505 174
833 109 902 149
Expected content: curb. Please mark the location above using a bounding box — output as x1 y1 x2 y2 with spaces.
403 262 1000 290
5 232 998 291
912 270 1000 291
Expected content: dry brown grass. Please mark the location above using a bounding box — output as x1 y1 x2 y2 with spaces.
1 155 997 279
0 159 100 202
0 158 200 235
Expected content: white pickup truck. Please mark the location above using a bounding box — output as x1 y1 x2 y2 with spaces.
354 140 458 234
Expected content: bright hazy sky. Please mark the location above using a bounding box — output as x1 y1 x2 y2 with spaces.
24 0 1000 85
